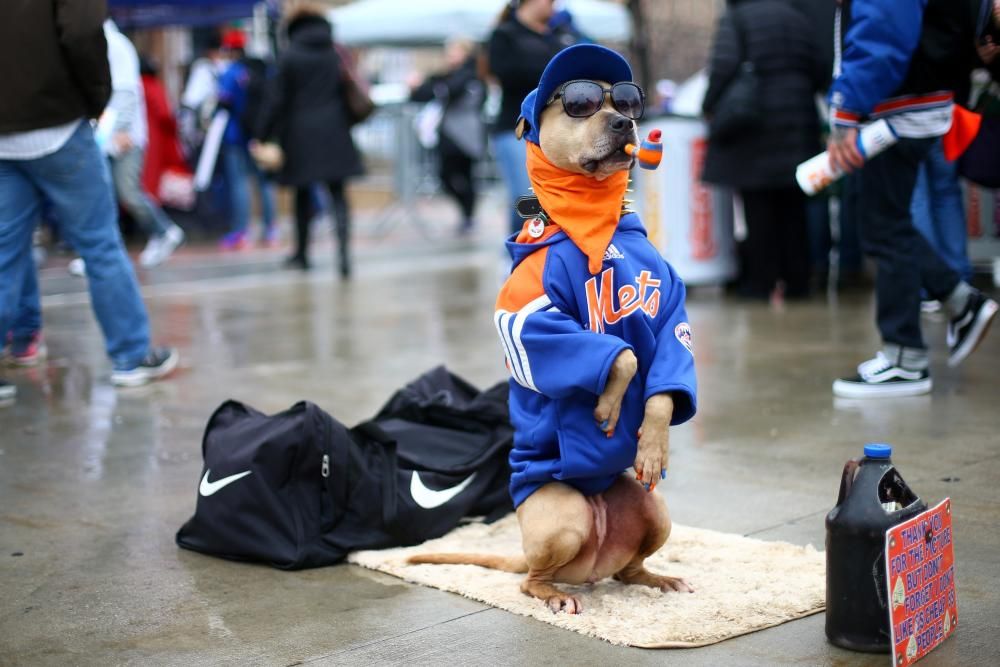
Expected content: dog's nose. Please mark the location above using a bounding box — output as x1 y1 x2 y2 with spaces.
609 115 632 134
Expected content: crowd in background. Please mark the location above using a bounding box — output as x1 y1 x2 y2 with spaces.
2 0 1000 402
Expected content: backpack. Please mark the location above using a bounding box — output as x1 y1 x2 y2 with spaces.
175 367 513 569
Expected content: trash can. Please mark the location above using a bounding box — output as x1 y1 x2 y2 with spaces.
634 115 737 286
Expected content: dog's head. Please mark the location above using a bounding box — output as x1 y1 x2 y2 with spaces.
516 45 641 181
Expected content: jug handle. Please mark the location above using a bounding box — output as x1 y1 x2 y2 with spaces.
837 459 860 505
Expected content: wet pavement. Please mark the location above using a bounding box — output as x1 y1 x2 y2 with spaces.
1 208 999 666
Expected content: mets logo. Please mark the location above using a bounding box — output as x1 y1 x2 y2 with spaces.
675 322 693 354
585 268 661 334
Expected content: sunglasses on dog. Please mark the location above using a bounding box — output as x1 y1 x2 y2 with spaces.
549 80 645 120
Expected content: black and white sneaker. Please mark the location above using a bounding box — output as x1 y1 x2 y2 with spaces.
833 352 932 398
947 292 998 368
110 347 179 387
0 379 15 401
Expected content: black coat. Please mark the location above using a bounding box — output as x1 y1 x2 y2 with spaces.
701 0 825 190
256 14 363 186
0 0 110 133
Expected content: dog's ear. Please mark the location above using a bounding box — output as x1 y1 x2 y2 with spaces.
515 117 529 141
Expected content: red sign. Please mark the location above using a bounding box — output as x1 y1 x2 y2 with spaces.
688 138 716 261
885 499 957 666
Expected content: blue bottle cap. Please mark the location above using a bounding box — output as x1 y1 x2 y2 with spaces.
864 443 893 459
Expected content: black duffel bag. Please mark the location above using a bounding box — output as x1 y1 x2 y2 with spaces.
176 367 513 569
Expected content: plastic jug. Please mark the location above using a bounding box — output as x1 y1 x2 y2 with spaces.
825 444 927 652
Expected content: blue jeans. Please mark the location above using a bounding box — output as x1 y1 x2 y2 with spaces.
910 138 971 281
492 131 532 235
0 122 150 369
6 255 41 342
110 146 172 238
222 143 276 235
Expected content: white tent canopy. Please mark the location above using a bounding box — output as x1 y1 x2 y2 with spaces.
329 0 632 47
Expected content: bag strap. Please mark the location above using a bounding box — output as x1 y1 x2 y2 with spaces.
356 418 511 477
352 421 403 534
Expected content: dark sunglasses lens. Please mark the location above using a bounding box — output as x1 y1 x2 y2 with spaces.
612 83 644 119
562 81 604 118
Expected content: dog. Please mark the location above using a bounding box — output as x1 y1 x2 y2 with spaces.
408 45 697 615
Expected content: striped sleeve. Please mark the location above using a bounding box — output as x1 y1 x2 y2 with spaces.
494 248 630 399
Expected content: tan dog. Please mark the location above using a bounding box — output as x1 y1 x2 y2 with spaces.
408 83 692 614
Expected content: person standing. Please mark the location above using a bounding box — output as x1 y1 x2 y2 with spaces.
140 57 189 209
409 39 486 234
487 0 566 235
0 0 178 400
103 19 184 268
702 0 827 300
826 0 1000 398
255 5 363 275
216 30 277 250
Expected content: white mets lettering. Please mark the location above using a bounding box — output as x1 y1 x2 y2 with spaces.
585 268 661 333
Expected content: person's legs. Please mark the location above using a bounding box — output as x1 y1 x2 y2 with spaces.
0 161 42 354
923 139 972 281
777 186 811 298
250 157 278 240
438 137 477 230
739 189 780 299
836 171 865 282
110 147 172 239
220 143 251 246
806 194 832 289
24 123 151 369
492 132 531 235
289 186 313 268
328 180 351 278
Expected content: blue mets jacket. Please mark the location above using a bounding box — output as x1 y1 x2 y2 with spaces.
494 213 697 508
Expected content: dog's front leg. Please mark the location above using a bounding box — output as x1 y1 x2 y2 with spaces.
593 349 637 437
635 393 674 491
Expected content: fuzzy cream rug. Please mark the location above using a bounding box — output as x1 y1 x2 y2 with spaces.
348 515 825 648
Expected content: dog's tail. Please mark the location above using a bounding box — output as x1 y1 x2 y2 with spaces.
406 552 528 573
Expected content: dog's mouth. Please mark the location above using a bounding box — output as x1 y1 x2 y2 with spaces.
580 135 637 174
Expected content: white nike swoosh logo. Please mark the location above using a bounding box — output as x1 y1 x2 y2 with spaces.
199 469 252 497
410 471 476 509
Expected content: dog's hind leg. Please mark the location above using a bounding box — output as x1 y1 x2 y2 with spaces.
516 482 593 614
613 491 694 593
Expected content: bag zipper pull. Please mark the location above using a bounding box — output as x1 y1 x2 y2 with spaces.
321 454 330 478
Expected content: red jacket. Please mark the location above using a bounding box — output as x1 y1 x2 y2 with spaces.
141 73 187 200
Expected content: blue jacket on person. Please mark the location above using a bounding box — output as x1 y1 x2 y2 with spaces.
217 60 250 146
830 0 997 136
494 213 698 508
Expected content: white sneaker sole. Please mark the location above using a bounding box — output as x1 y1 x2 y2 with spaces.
948 299 998 368
111 349 180 387
832 377 933 398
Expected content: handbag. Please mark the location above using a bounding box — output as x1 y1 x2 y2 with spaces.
958 83 1000 188
708 8 761 142
336 45 375 126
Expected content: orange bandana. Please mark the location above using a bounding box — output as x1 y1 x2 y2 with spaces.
526 142 629 275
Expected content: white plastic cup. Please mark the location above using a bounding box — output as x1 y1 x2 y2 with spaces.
796 119 899 195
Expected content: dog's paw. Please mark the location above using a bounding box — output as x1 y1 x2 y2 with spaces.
656 576 694 594
546 594 584 614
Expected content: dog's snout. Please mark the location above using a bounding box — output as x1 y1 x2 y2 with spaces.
609 115 632 134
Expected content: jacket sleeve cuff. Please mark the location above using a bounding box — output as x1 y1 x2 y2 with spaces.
830 107 862 129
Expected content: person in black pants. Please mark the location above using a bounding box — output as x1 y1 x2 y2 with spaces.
254 6 363 276
826 0 1000 398
410 39 486 233
701 0 827 300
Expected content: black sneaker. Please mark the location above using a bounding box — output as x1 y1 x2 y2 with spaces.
833 352 932 398
0 379 15 401
110 347 179 387
947 292 998 367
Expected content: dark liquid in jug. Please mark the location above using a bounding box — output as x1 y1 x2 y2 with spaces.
825 444 927 652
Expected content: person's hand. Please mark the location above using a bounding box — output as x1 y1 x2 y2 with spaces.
827 125 864 174
112 131 133 155
977 36 1000 65
405 71 424 90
